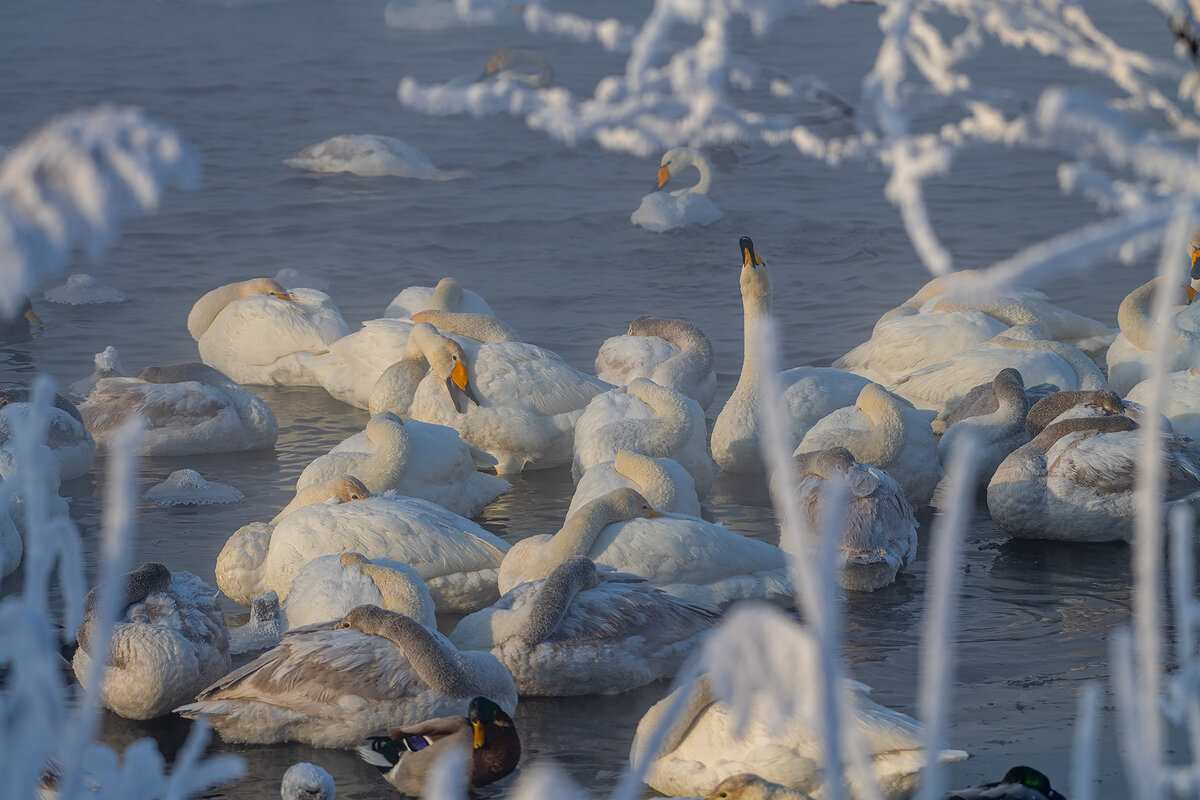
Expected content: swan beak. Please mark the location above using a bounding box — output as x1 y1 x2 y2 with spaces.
1192 246 1200 281
270 291 296 303
1189 285 1198 304
647 507 662 518
477 56 501 82
24 309 42 324
446 361 480 413
472 720 486 749
740 237 764 267
655 165 671 191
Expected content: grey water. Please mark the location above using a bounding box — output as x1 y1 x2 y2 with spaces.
0 0 1180 796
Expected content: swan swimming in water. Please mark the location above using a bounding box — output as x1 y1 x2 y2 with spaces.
80 361 278 457
294 411 508 518
188 277 349 386
72 563 230 720
285 134 470 180
792 447 917 592
567 449 701 518
631 148 723 232
794 383 940 510
176 605 517 749
595 316 717 411
712 237 872 474
450 555 719 696
572 378 714 500
0 388 95 482
499 488 791 609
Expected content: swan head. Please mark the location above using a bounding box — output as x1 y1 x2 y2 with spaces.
135 362 232 386
0 387 85 425
328 475 371 503
407 322 479 412
479 49 553 87
429 277 465 311
241 277 294 303
654 147 711 193
738 236 770 306
704 773 799 800
590 487 662 522
280 763 335 800
794 446 856 480
16 296 42 325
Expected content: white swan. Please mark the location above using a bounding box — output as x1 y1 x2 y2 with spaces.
712 237 872 474
794 383 940 510
450 555 719 696
282 552 437 630
703 774 814 800
631 147 723 232
1127 367 1200 443
481 49 554 87
298 317 416 408
499 488 792 609
567 450 701 518
0 389 95 481
987 414 1200 542
295 411 508 518
595 316 717 411
216 493 509 613
572 378 714 499
384 276 495 320
72 564 230 720
80 362 277 457
792 448 917 592
188 277 349 386
43 273 126 305
285 134 469 180
270 474 371 525
404 322 611 474
1106 278 1200 395
935 368 1031 487
867 269 1115 360
176 605 517 749
889 328 1107 415
631 671 967 799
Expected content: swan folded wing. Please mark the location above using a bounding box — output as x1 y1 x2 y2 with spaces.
533 579 718 646
470 344 610 416
1048 430 1200 496
850 693 928 755
188 627 423 708
83 379 230 432
208 292 348 367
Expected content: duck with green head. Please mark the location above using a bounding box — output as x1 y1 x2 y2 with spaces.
359 696 520 795
947 765 1066 799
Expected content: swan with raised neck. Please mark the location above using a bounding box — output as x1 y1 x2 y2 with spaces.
187 277 292 341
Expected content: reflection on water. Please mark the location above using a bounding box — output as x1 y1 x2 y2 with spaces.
0 0 1172 796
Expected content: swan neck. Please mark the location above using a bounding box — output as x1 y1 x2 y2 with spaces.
629 382 693 455
687 151 713 195
517 557 597 644
366 612 475 696
855 389 906 465
539 499 626 575
616 453 677 512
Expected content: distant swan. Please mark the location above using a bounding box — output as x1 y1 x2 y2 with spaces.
499 488 791 609
188 277 349 386
481 49 554 87
794 383 939 510
73 564 230 720
80 362 277 457
450 555 719 696
631 147 723 232
793 447 917 592
295 411 508 518
176 605 517 748
712 237 871 474
595 316 717 410
285 134 470 180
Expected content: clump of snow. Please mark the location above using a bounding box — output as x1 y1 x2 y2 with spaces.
44 273 127 305
144 469 244 507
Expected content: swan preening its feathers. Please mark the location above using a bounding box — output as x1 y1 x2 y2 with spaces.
595 316 717 411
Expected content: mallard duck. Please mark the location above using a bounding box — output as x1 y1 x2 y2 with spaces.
595 316 717 411
359 696 520 795
450 556 719 696
946 765 1065 799
712 237 872 474
72 563 230 720
705 773 814 800
176 605 517 748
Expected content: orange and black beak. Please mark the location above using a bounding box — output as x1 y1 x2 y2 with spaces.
446 359 480 413
25 308 42 324
740 236 764 267
270 290 296 303
477 55 502 82
654 164 671 192
1188 285 1198 304
472 719 485 749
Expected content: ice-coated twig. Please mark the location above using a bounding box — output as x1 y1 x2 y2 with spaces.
1070 682 1100 800
914 432 978 800
0 106 197 316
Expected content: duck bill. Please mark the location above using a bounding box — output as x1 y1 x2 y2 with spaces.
654 164 670 192
24 309 42 324
472 720 485 749
446 362 480 414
